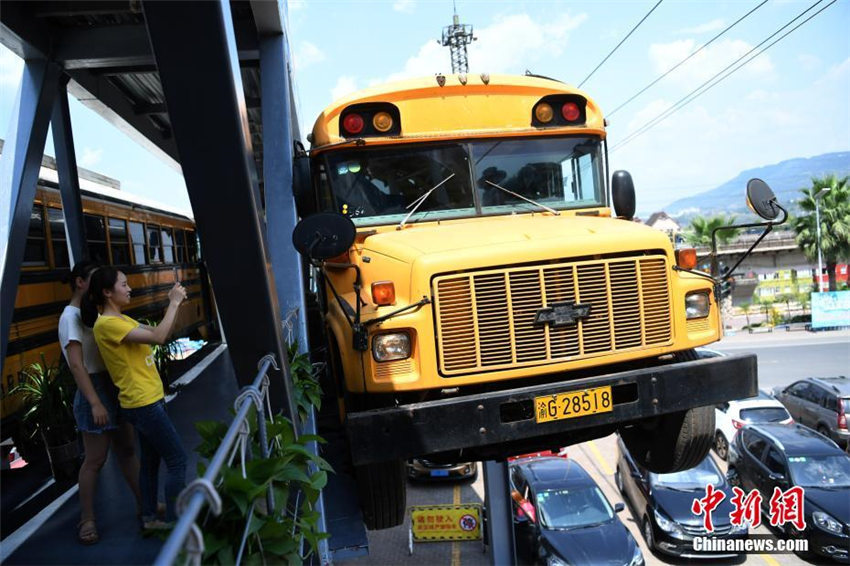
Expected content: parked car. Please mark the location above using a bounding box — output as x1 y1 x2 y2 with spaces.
727 423 850 563
714 391 793 460
773 377 850 448
509 457 643 566
616 435 747 559
406 459 477 481
508 447 569 462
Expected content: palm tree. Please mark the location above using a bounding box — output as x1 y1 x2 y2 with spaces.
684 214 741 247
792 175 850 292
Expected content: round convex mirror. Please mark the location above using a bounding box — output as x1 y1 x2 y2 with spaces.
746 178 780 221
292 213 356 260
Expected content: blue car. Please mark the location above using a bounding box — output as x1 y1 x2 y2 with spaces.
509 456 643 566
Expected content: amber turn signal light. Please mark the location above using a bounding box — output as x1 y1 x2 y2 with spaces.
675 248 697 270
372 111 393 132
534 103 554 123
371 281 396 305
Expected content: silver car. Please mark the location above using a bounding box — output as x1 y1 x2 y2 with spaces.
773 377 850 448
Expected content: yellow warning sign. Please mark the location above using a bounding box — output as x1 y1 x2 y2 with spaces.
410 504 482 542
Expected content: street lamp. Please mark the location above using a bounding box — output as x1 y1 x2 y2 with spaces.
815 187 831 293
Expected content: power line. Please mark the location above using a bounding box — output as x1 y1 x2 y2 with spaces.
578 0 664 89
610 0 835 153
607 0 770 118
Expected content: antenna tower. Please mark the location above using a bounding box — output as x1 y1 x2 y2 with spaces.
440 1 475 74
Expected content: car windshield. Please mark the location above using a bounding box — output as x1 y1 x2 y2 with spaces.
739 407 791 423
535 486 614 529
788 454 850 488
318 136 605 226
651 456 723 490
471 137 605 216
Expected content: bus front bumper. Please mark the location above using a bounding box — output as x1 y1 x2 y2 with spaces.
346 354 757 465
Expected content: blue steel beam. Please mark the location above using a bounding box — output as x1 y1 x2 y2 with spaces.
141 0 297 420
50 75 87 265
0 59 61 365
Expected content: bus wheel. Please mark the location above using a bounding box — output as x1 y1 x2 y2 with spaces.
355 459 406 530
620 405 714 473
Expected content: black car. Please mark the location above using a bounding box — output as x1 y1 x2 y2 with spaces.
509 457 643 566
406 459 477 481
728 423 850 563
616 435 748 559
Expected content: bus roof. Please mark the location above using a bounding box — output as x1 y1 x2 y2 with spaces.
310 74 606 151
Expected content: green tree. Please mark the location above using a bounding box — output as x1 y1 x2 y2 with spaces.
792 175 850 292
684 214 741 248
776 292 795 320
739 301 752 328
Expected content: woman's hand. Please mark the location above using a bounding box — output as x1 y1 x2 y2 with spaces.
168 282 187 306
91 401 109 427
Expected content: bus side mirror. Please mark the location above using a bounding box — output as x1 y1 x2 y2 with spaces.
611 170 636 220
293 153 315 218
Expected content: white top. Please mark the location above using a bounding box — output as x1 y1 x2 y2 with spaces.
58 305 107 374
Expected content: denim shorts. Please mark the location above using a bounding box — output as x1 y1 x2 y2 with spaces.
73 371 121 433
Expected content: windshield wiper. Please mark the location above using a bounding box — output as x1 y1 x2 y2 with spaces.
484 180 560 215
398 173 456 229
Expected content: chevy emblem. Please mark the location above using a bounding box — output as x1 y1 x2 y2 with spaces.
533 302 592 327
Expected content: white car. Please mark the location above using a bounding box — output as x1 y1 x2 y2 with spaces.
714 391 793 460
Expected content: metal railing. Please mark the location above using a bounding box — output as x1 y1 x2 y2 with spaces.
155 353 280 566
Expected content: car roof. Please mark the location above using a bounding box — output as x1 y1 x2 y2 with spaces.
512 457 596 490
729 392 786 410
746 423 841 456
807 376 850 396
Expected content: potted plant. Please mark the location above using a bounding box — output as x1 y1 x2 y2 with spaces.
10 355 80 481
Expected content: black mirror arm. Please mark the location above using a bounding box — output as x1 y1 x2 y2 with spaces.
321 262 369 351
364 296 432 328
710 202 788 279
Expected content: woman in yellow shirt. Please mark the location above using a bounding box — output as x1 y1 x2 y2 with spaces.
82 266 187 528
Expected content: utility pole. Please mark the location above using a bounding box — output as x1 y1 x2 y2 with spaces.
440 1 476 74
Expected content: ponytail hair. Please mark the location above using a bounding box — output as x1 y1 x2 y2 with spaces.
81 266 119 328
67 260 100 291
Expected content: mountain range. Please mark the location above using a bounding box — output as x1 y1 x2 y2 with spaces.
661 151 850 220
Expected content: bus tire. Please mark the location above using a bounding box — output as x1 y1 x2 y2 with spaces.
621 405 714 473
355 459 406 530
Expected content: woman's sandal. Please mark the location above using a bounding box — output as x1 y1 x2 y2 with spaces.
77 519 99 545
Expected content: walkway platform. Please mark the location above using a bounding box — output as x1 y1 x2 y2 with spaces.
1 346 237 565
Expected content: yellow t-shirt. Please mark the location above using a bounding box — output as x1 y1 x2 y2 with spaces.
93 315 164 409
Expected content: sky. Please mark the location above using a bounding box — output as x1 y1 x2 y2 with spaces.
2 0 849 217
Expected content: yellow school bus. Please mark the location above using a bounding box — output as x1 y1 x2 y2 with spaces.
2 173 215 458
296 74 758 528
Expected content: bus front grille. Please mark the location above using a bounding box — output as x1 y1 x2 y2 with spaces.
434 256 672 375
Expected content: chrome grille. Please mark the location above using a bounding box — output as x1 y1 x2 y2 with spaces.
434 256 672 375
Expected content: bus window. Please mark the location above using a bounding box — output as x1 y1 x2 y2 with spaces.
46 207 69 268
129 221 147 265
161 227 175 263
472 137 605 215
109 218 131 265
175 229 185 263
84 214 109 265
147 224 162 263
24 204 47 266
185 231 198 263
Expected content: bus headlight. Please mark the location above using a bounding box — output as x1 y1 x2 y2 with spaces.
372 332 412 362
685 292 710 319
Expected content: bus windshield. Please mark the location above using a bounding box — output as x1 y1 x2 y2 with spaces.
319 136 605 226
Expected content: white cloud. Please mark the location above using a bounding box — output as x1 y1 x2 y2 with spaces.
676 19 725 35
0 46 23 86
288 0 305 11
648 38 773 86
796 54 820 71
393 0 415 14
294 41 325 71
331 76 358 101
79 147 103 168
374 11 587 85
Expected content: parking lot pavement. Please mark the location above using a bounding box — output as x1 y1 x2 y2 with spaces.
340 436 817 565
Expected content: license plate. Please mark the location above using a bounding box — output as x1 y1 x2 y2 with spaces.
430 469 450 477
534 386 613 423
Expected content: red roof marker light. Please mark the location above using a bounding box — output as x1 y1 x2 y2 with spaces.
561 102 580 122
343 113 365 134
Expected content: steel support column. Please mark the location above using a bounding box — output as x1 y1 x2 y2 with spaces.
0 59 61 364
51 75 87 265
483 460 517 565
141 0 296 419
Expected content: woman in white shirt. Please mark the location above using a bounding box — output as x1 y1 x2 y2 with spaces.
58 261 141 544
